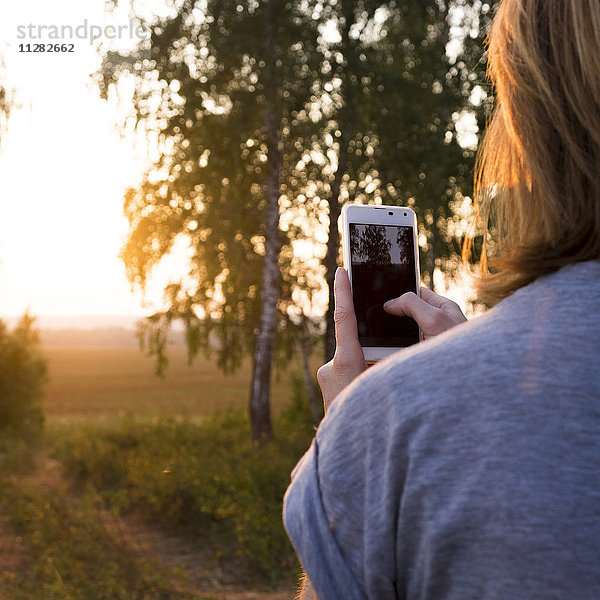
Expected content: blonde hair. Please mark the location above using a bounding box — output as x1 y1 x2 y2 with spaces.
469 0 600 302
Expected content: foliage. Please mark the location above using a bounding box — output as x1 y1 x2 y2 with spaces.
0 49 11 149
0 314 47 441
0 480 196 599
50 411 314 583
98 1 321 375
97 0 496 420
353 225 393 265
0 435 37 474
308 0 495 358
315 0 489 258
98 0 330 437
279 370 323 434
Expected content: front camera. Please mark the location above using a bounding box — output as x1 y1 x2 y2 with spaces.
403 212 407 216
388 211 393 215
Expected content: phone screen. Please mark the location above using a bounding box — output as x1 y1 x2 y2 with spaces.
349 223 420 347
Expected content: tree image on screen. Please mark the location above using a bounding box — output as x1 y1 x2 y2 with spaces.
350 224 419 347
352 225 392 266
395 227 413 267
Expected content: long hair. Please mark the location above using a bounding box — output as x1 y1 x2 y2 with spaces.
470 0 600 302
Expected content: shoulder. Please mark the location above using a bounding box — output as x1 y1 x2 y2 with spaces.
343 260 599 399
320 259 600 454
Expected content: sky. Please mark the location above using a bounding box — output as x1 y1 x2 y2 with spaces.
0 0 175 320
0 1 477 322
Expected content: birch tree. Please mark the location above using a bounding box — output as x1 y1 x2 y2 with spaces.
305 0 491 360
99 0 320 439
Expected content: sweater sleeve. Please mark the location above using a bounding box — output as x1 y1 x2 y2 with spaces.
283 369 407 600
283 436 367 600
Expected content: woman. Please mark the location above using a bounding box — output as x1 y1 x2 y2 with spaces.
283 0 600 598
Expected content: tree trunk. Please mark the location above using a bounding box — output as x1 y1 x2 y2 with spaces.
249 2 282 441
427 240 437 291
300 323 321 427
324 3 355 363
323 151 346 363
249 105 281 440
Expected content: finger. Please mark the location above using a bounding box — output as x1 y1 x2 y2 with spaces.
333 267 361 351
419 287 465 321
418 286 448 309
383 291 439 327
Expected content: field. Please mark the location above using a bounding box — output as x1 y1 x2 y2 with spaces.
43 347 300 421
0 337 321 599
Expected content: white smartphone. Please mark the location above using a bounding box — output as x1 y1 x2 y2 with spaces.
341 203 421 362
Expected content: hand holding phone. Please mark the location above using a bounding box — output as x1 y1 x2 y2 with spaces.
317 268 467 409
317 202 467 408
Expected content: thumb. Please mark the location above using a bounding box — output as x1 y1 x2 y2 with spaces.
333 268 362 358
383 292 438 329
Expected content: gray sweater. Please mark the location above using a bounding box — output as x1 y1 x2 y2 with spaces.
284 260 600 600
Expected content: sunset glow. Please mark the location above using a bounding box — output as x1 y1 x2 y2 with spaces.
0 1 177 319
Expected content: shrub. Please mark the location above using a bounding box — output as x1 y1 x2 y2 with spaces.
0 313 47 441
279 371 323 433
50 411 314 584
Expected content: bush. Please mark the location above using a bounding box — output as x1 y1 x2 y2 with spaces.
0 313 47 441
279 371 323 433
50 411 314 584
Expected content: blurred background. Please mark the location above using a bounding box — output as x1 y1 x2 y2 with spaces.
0 0 493 597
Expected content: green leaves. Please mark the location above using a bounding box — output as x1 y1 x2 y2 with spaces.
100 0 491 376
102 1 324 377
0 314 47 440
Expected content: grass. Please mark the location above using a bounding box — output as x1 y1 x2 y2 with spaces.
0 478 199 600
48 408 315 585
43 348 311 421
1 342 321 596
1 403 315 597
0 430 204 599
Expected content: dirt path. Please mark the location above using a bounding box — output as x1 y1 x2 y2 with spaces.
0 450 294 600
100 510 293 600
